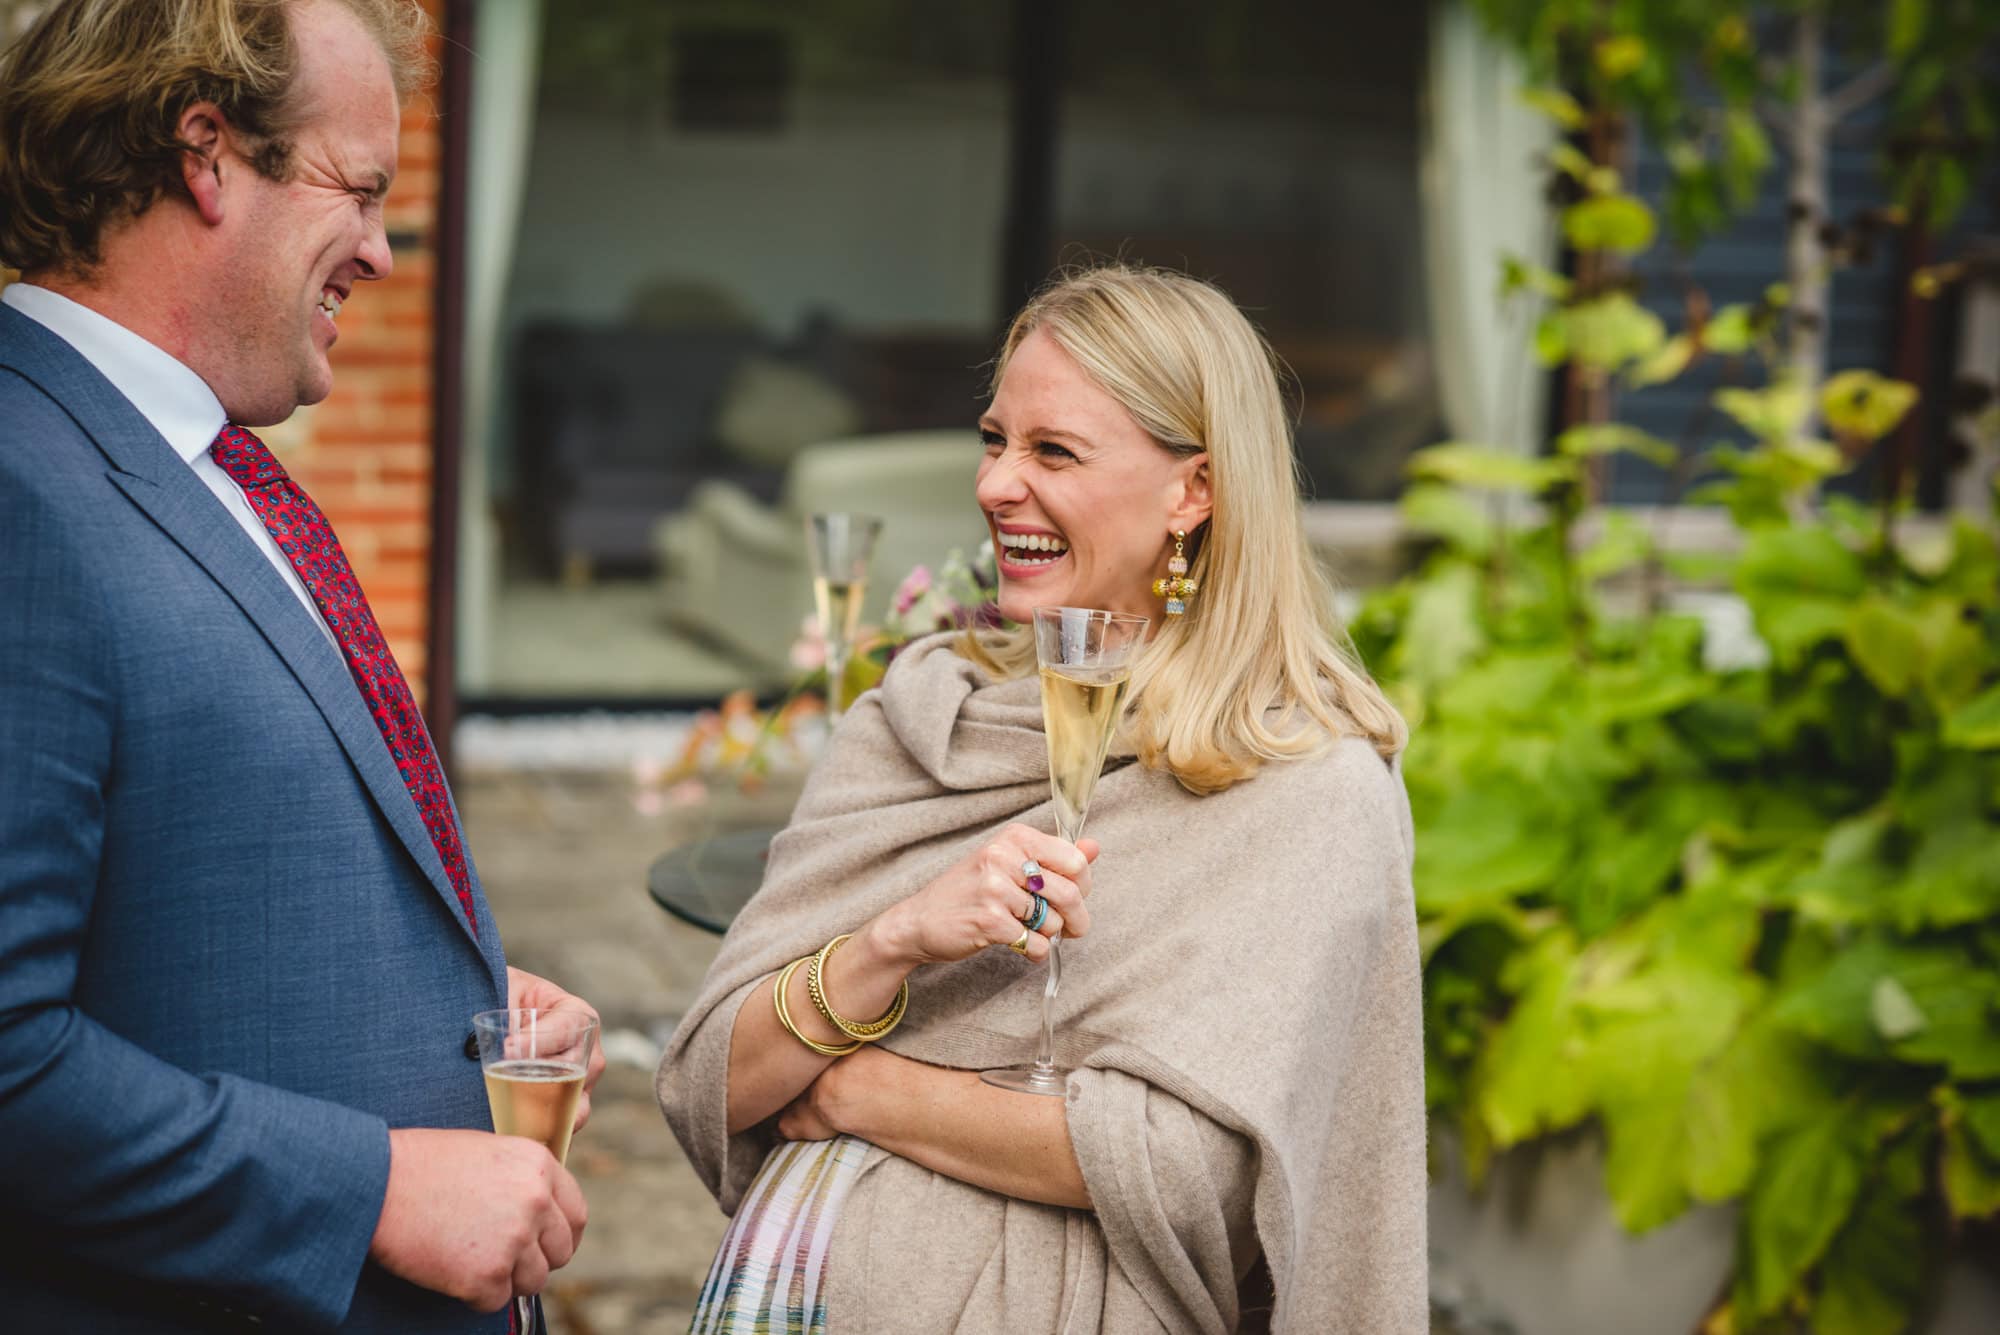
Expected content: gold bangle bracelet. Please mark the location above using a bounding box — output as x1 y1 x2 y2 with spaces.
772 957 860 1057
806 933 909 1042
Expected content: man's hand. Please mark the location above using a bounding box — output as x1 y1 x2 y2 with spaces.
506 967 606 1132
368 1128 588 1312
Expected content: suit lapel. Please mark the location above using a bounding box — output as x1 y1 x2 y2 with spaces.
1 307 487 956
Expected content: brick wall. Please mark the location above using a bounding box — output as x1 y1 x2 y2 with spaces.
264 2 445 703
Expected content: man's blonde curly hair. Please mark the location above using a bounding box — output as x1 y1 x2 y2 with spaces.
0 0 434 276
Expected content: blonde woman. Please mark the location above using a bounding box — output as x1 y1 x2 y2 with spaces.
657 265 1424 1335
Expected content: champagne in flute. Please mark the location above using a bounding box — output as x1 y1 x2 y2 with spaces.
1039 665 1132 835
805 514 883 720
813 576 867 659
983 606 1149 1098
483 1058 587 1163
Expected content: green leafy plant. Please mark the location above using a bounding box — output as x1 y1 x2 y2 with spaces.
1362 432 2000 1333
1358 81 2000 1332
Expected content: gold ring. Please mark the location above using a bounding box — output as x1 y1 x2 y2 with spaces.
1008 928 1033 954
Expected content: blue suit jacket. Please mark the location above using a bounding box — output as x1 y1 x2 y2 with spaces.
0 304 511 1332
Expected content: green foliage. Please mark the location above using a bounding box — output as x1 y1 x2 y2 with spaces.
1368 386 2000 1335
1469 0 2000 247
1404 11 2000 1328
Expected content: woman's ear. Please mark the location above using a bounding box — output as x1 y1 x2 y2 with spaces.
177 103 230 226
1168 453 1213 533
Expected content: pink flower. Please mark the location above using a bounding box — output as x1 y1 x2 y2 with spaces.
789 614 827 671
892 565 932 615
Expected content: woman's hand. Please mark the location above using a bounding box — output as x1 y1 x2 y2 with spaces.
862 825 1099 968
773 1046 910 1142
774 1046 877 1142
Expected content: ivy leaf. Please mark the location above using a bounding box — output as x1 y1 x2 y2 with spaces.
1433 651 1574 724
1735 525 1867 600
1593 34 1647 81
1734 1110 1868 1319
1561 294 1668 372
1843 597 1926 697
1545 142 1597 185
1520 85 1586 129
1793 807 1895 927
1589 962 1754 1231
1919 610 1985 715
1534 311 1568 366
1721 110 1772 206
1399 483 1494 556
1393 562 1484 691
1821 370 1920 445
1415 783 1570 910
1747 596 1849 670
1624 332 1695 389
1942 683 2000 749
1408 442 1573 494
1684 1021 1828 1203
1899 816 2000 931
1959 1087 2000 1161
1715 381 1811 444
1815 1137 1931 1335
1735 527 1867 669
1554 423 1679 467
1575 510 1653 583
1778 940 2000 1076
1564 195 1658 254
1936 517 2000 601
1941 1121 2000 1219
1701 304 1758 355
1499 254 1571 302
1474 934 1594 1146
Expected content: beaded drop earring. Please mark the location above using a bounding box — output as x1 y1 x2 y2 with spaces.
1151 530 1198 616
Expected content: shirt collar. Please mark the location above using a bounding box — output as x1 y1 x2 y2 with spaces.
2 282 228 464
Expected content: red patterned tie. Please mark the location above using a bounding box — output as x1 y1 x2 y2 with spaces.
209 425 479 937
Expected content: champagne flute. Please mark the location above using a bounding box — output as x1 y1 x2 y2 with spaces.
982 605 1149 1097
472 1008 599 1334
804 513 883 721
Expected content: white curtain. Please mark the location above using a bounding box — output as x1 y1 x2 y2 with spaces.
1419 2 1556 455
457 0 544 692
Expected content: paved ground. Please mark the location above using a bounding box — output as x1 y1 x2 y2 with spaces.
461 766 803 1335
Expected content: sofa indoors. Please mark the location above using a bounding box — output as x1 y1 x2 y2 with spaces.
653 430 987 673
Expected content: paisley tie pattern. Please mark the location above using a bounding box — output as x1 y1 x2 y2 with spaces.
209 425 479 938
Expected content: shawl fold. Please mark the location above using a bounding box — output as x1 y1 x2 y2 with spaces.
658 635 1426 1334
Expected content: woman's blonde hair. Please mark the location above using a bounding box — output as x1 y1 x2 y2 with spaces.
962 264 1406 793
0 0 434 275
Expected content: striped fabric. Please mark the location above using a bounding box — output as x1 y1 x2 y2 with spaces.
690 1135 871 1334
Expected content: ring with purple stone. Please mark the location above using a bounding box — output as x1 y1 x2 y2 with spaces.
1021 893 1049 933
1022 858 1045 893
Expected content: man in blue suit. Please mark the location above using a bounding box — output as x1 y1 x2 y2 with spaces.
0 1 602 1330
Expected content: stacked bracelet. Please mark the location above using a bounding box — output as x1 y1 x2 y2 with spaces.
772 956 861 1056
806 934 909 1043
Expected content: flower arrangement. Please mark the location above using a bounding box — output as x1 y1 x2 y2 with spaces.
637 544 999 807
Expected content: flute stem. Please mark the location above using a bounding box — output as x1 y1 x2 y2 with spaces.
1033 937 1062 1074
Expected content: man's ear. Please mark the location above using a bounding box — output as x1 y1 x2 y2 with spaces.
177 103 230 226
1169 452 1213 533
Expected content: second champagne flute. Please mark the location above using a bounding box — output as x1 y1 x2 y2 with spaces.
804 512 883 721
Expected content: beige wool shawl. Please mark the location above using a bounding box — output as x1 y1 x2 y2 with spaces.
656 634 1427 1334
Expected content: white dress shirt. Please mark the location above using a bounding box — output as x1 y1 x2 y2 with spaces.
4 283 339 652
